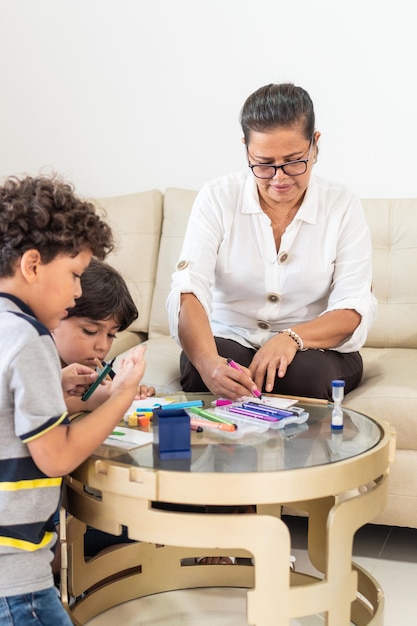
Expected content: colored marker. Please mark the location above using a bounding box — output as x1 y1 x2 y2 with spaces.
228 406 282 422
160 400 204 410
103 357 116 379
129 404 162 412
243 402 307 417
82 363 112 401
188 407 237 429
190 418 236 433
226 358 262 398
241 402 294 417
213 398 233 407
94 357 116 380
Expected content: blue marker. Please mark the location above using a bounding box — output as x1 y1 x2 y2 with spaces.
160 400 204 411
241 402 294 417
228 406 281 422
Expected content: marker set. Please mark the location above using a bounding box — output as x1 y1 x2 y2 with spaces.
213 399 309 430
180 398 309 434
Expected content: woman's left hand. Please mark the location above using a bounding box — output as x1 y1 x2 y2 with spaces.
249 334 299 393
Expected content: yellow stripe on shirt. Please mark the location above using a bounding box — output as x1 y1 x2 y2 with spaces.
0 477 62 491
22 411 68 443
0 531 55 551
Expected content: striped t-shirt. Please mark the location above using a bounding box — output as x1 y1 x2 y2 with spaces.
0 293 69 596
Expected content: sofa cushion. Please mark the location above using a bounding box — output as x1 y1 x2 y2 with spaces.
344 346 417 450
374 449 417 526
106 329 147 361
363 198 417 348
148 188 197 338
95 190 163 334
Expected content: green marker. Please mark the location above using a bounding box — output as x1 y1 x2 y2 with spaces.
188 406 237 429
82 363 112 401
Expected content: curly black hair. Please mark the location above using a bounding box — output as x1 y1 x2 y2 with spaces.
0 174 114 277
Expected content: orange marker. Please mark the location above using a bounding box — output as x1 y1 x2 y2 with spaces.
190 418 236 432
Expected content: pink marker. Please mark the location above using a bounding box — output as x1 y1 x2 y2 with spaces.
226 358 262 398
215 398 233 406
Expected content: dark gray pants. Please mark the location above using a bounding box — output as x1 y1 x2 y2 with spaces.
180 337 363 401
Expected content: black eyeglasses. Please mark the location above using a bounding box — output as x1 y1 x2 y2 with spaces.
248 137 314 179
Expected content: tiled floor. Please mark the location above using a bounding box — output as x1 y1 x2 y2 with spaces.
84 518 417 626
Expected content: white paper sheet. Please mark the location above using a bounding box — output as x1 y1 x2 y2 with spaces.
104 426 153 449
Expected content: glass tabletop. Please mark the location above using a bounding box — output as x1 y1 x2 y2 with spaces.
90 393 382 474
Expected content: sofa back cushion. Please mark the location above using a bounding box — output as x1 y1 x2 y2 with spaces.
363 198 417 348
95 190 163 334
148 188 197 338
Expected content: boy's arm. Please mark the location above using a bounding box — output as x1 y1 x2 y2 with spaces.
65 379 112 413
27 345 147 477
65 380 156 414
61 363 98 399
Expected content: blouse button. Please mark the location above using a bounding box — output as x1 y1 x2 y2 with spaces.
257 320 271 330
266 292 280 303
176 259 189 271
278 251 288 263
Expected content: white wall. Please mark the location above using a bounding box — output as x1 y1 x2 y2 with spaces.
0 0 415 198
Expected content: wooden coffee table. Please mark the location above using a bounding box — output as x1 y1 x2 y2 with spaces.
61 395 395 626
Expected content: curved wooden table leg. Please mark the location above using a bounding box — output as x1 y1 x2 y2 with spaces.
64 495 292 626
137 507 292 626
324 474 388 626
282 474 388 625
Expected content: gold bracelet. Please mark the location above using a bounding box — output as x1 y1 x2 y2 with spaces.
280 328 304 351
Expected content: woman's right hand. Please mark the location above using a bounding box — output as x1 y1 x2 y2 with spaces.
178 294 260 398
200 357 260 400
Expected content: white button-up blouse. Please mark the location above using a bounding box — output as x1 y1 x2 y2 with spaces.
166 171 377 353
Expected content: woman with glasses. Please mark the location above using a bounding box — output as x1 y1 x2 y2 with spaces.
167 83 377 400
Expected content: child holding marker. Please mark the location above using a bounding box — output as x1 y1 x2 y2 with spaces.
0 174 147 625
53 257 155 413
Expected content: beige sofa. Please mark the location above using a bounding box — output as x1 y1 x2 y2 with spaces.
99 189 417 529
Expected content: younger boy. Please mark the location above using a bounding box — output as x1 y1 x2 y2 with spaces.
0 174 147 625
52 258 155 571
53 257 155 414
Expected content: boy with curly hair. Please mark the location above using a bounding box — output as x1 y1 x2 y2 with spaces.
0 174 147 625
